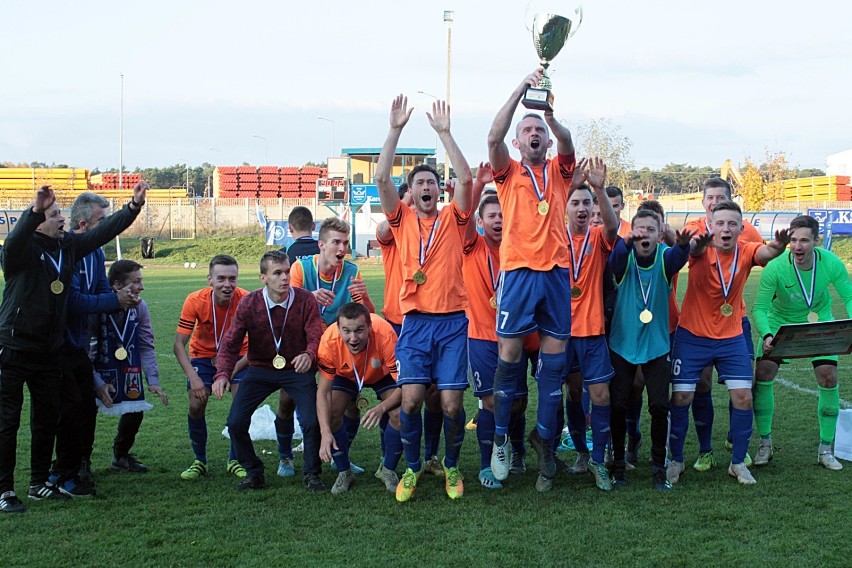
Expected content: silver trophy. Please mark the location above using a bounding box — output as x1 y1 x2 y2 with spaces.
522 6 583 111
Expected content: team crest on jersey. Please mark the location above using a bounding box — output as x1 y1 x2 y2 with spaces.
371 358 381 368
124 367 143 399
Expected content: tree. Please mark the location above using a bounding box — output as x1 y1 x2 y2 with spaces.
740 160 765 211
574 118 634 188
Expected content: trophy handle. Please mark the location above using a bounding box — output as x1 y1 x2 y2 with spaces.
566 6 583 39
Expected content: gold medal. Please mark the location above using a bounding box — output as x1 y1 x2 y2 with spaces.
272 354 287 369
211 356 218 367
413 270 427 285
538 200 550 216
356 394 369 411
720 303 734 317
639 309 653 324
489 296 498 309
50 279 64 295
115 346 128 361
570 286 581 299
807 311 819 323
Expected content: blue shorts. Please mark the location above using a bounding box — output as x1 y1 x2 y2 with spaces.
670 327 754 392
389 321 403 337
331 374 397 398
742 316 754 360
468 338 529 398
189 357 248 389
565 336 614 384
496 267 571 340
397 312 469 390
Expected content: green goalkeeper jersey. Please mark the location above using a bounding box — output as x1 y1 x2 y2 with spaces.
753 247 852 338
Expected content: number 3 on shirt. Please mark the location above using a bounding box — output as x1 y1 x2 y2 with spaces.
498 310 510 330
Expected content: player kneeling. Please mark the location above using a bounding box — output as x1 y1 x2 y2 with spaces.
318 303 403 494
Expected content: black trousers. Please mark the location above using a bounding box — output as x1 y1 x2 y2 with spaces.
227 367 320 478
0 348 62 491
114 412 144 457
54 348 98 481
610 351 670 471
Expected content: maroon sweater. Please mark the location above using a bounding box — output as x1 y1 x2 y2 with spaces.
214 286 323 382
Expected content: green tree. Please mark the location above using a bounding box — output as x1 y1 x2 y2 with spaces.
575 118 634 187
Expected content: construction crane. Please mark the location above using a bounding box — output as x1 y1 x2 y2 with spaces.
721 159 745 192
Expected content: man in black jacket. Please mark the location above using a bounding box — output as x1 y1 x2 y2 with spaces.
0 183 146 513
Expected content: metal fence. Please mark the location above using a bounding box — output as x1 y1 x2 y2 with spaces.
1 196 848 241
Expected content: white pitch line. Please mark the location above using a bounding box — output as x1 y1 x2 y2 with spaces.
775 378 852 409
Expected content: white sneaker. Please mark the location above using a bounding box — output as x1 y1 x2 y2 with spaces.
378 466 399 492
330 469 355 494
818 451 843 471
728 462 757 485
490 438 511 481
666 460 685 484
753 440 773 466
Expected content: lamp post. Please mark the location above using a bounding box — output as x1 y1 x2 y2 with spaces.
208 148 222 199
417 90 442 174
317 117 336 158
443 10 454 188
251 134 268 164
119 73 124 190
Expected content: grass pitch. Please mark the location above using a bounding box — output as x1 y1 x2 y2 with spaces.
1 259 850 567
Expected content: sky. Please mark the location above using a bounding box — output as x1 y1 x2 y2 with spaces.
1 0 850 172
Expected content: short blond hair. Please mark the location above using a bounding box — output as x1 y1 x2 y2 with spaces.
318 217 351 242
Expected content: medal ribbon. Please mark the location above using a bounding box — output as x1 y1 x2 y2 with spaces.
349 337 370 393
82 255 93 291
314 258 340 315
417 217 438 267
567 229 591 285
486 248 499 293
45 249 63 279
633 250 655 310
265 288 293 355
211 290 233 352
715 245 740 302
521 162 548 204
108 310 137 350
791 252 817 310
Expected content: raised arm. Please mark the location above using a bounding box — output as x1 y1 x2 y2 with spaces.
755 229 791 265
464 163 493 243
375 95 413 215
487 69 544 173
588 158 617 243
543 112 575 156
0 186 53 275
427 100 472 214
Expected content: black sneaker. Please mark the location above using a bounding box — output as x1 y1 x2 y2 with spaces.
527 428 557 479
59 476 96 497
78 459 94 484
652 468 673 492
304 473 325 492
28 482 71 501
112 454 149 473
236 475 267 491
0 490 25 513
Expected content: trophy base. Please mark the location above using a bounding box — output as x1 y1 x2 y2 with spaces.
522 86 554 111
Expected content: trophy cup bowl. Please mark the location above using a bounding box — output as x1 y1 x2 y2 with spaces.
522 7 583 111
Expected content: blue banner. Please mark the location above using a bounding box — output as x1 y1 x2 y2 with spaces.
350 184 381 206
807 210 852 247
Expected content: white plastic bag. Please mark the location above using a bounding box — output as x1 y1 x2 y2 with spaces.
221 404 303 441
835 409 852 462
